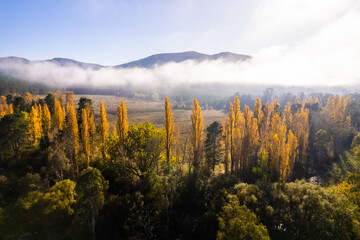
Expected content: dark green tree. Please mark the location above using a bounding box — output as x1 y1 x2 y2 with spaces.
13 96 27 112
75 167 108 240
205 121 222 172
0 113 28 158
44 93 55 115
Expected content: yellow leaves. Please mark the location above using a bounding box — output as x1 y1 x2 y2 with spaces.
42 103 52 137
28 104 43 144
25 92 33 104
254 97 264 133
54 98 65 131
100 101 109 158
117 99 128 144
0 96 13 119
280 130 298 183
100 101 109 144
219 97 302 181
191 98 204 169
81 108 90 168
291 107 309 165
164 96 174 163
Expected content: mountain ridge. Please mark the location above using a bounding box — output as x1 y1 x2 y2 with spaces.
0 51 251 69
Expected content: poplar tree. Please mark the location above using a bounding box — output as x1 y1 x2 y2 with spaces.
164 96 174 163
89 110 96 161
291 107 309 165
191 98 204 170
117 99 128 146
233 96 242 175
100 101 109 158
82 108 90 168
228 103 234 173
42 103 52 138
54 98 65 132
28 105 42 144
67 102 80 173
253 97 264 135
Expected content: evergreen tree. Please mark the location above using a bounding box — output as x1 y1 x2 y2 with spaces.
205 121 222 171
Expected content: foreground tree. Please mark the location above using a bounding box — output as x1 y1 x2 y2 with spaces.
125 121 164 178
75 168 108 240
217 195 270 240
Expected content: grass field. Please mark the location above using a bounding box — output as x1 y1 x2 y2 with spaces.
74 95 225 134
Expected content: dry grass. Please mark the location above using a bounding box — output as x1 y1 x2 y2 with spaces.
73 95 225 133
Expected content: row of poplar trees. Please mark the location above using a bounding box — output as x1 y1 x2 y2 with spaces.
0 91 352 183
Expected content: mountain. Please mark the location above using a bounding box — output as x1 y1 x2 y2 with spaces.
45 58 103 70
0 56 103 70
0 51 250 70
116 51 251 68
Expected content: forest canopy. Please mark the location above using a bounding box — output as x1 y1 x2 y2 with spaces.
0 91 360 239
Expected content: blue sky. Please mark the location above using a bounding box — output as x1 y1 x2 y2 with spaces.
0 0 258 65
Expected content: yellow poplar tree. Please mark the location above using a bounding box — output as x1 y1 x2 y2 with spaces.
88 110 96 160
280 130 298 183
291 108 309 165
100 101 109 158
28 105 42 144
233 96 242 174
228 102 234 173
54 98 65 131
253 97 264 135
191 98 204 170
164 96 174 163
42 103 52 137
117 99 128 145
81 108 90 167
67 102 80 172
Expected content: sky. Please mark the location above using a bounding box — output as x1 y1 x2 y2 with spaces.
0 0 360 86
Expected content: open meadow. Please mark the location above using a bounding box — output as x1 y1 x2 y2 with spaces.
74 95 225 134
